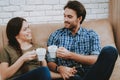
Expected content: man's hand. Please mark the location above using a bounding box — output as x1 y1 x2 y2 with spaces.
57 66 77 80
56 47 71 59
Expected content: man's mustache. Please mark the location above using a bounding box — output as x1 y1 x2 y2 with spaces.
64 21 70 24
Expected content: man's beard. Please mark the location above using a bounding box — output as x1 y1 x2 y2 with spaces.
64 21 76 32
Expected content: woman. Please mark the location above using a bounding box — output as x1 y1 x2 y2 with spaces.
0 17 61 80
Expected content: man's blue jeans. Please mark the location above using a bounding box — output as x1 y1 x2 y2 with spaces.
56 46 118 80
83 46 118 80
14 66 51 80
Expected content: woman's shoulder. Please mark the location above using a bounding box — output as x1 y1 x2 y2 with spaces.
0 45 16 63
0 45 14 52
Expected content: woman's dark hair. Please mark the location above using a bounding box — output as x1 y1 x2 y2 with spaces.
64 1 86 24
6 17 26 56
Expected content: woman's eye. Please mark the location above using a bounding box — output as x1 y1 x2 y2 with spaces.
23 27 29 31
23 28 27 31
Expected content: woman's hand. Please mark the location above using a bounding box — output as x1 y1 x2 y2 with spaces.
57 66 77 80
20 50 37 62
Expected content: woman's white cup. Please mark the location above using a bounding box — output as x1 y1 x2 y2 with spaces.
48 45 58 58
36 48 46 61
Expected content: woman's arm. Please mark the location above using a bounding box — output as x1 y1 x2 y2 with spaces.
1 51 37 79
41 59 47 66
50 71 62 79
0 59 24 80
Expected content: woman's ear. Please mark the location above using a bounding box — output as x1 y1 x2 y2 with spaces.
15 35 19 39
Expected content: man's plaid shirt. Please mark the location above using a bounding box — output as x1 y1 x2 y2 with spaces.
46 27 101 68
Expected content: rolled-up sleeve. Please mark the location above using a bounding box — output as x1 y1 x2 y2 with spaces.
46 32 58 63
89 30 101 55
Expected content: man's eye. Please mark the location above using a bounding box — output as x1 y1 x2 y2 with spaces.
68 15 72 18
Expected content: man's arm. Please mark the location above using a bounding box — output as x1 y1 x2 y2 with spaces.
48 61 76 80
57 47 98 65
47 29 77 79
68 52 98 65
47 62 58 72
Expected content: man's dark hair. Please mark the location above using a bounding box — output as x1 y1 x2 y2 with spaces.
64 1 86 24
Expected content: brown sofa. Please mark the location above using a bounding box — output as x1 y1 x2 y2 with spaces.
0 19 120 80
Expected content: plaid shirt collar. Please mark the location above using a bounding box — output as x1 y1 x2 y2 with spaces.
63 26 82 36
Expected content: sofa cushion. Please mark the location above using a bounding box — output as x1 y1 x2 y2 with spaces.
1 25 8 48
110 56 120 80
0 26 3 51
82 19 115 48
30 23 64 48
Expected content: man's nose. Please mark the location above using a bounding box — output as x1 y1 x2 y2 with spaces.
64 17 68 21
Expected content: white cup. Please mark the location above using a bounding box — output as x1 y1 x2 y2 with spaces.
48 45 58 58
36 48 46 61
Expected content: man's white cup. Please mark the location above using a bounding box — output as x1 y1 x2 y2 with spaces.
36 48 46 61
48 45 58 58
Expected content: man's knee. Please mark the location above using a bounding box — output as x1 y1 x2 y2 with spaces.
101 46 118 59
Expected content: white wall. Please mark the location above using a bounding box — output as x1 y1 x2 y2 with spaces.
0 0 109 24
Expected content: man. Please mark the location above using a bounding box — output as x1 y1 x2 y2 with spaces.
46 1 118 80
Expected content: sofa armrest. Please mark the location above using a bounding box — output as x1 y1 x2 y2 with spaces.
110 56 120 80
0 26 3 51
